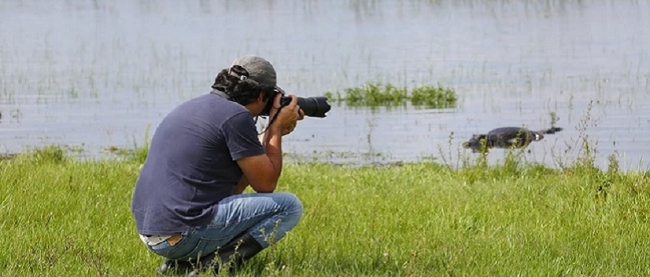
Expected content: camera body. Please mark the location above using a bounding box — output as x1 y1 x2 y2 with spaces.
260 88 331 118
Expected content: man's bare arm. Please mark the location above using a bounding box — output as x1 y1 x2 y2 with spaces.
233 175 249 194
236 95 299 193
237 123 283 193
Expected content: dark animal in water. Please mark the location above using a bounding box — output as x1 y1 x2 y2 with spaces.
463 126 563 152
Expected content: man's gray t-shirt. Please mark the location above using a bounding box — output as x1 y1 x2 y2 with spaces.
131 93 265 236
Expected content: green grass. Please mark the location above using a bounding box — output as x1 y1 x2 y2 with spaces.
409 85 457 108
2 147 650 276
325 83 457 109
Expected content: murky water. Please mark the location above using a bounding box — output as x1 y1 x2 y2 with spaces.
1 0 649 171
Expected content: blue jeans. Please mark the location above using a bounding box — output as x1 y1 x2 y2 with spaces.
147 192 303 261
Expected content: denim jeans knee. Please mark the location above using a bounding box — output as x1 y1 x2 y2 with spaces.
244 192 303 247
146 192 304 260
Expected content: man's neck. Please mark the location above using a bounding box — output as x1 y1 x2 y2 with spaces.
210 89 231 100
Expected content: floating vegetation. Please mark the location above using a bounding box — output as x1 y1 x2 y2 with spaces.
327 83 407 107
325 82 457 108
410 85 457 108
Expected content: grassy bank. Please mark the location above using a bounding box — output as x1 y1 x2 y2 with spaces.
1 147 650 276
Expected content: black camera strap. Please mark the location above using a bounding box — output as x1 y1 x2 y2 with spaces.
266 105 284 127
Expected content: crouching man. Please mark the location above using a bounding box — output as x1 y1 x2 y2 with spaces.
130 55 304 276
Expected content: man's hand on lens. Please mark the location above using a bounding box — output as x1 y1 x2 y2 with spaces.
270 94 301 136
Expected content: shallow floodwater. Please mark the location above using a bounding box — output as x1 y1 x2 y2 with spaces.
1 0 649 171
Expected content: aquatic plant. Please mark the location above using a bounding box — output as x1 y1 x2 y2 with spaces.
343 83 408 106
326 82 458 108
410 85 457 108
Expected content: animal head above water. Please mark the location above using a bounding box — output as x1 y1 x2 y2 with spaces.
462 134 488 149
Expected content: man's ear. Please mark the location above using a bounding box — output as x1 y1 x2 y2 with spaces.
256 92 265 103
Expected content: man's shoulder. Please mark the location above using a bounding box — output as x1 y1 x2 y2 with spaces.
184 94 255 132
197 93 247 112
176 93 247 117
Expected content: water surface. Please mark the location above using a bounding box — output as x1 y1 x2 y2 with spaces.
1 0 649 171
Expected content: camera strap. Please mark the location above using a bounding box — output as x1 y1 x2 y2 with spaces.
264 104 284 129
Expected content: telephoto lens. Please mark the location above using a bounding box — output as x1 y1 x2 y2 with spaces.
280 96 331 118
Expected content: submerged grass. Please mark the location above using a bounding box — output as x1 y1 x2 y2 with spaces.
410 85 457 108
1 146 650 276
325 82 457 109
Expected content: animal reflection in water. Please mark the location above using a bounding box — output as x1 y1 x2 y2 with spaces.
463 127 563 153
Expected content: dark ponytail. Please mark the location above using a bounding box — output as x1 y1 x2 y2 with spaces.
211 65 274 106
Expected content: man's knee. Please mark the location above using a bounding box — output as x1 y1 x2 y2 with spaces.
277 192 303 217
